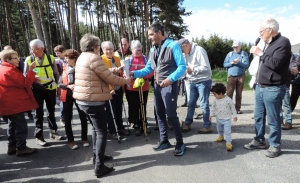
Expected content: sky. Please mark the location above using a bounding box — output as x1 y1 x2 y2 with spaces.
182 0 300 45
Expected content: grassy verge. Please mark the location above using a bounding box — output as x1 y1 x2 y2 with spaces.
211 69 252 90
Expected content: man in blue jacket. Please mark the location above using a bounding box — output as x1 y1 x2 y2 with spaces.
130 22 186 156
223 40 249 114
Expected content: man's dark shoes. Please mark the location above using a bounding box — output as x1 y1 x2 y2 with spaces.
181 102 187 107
93 154 113 164
153 140 171 151
7 146 16 155
282 123 292 130
94 164 114 177
16 146 36 157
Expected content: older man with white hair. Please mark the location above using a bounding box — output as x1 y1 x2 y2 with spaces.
244 18 291 158
24 39 62 146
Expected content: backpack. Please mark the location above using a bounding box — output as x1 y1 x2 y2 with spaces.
128 55 148 68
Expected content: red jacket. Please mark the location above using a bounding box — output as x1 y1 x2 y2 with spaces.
126 55 154 91
0 62 38 116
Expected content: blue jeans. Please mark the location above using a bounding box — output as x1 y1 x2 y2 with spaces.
254 85 286 147
185 79 212 128
216 117 232 143
280 87 292 124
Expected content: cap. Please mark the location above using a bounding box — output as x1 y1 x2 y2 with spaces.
232 40 241 47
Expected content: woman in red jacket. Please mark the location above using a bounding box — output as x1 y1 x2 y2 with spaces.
126 40 154 136
0 49 38 156
58 49 89 149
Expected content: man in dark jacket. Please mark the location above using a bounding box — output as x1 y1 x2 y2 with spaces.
244 18 291 158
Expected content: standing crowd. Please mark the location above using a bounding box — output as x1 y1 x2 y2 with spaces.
0 17 298 177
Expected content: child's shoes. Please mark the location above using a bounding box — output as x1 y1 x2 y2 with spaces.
215 136 224 142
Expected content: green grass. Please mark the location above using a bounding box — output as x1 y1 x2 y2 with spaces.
211 69 252 90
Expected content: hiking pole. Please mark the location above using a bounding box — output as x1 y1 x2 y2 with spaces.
122 101 130 134
108 100 121 143
139 86 148 139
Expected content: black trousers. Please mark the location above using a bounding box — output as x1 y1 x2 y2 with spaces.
32 89 57 138
78 104 107 167
290 83 300 111
127 90 149 129
63 94 88 143
5 112 28 150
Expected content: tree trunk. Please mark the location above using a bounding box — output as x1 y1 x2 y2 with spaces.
26 0 44 40
46 0 53 54
54 0 66 47
124 0 132 43
16 0 29 56
4 2 13 46
69 0 76 49
116 0 125 37
37 0 51 54
144 0 149 54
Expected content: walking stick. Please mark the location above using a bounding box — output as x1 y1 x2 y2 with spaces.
139 86 147 137
122 101 130 134
108 100 121 143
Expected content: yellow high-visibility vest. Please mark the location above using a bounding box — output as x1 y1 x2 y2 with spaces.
25 54 57 90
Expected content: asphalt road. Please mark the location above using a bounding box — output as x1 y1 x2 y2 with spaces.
1 90 300 183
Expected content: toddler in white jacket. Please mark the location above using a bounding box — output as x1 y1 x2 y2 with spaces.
209 83 237 151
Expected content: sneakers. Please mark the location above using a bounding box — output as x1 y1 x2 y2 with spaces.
215 136 224 142
60 118 65 127
244 140 267 150
237 110 242 114
107 133 120 140
82 140 90 147
94 164 114 177
266 146 281 158
7 146 16 155
118 129 130 136
281 123 292 130
198 126 212 134
36 136 47 146
174 142 186 156
153 141 172 151
226 143 233 151
68 142 78 150
181 121 191 132
16 146 36 156
50 130 63 140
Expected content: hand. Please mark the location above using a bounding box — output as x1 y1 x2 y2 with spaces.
67 84 75 90
34 75 41 83
110 90 116 95
250 46 263 56
232 58 239 64
209 116 212 122
116 66 124 73
160 78 172 88
125 77 132 85
29 62 36 70
290 67 299 75
233 117 237 122
129 71 134 76
186 66 193 74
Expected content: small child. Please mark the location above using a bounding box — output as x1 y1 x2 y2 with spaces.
209 83 237 151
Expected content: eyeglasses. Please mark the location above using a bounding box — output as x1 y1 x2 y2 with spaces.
135 49 142 52
259 28 268 35
30 47 41 52
233 46 238 49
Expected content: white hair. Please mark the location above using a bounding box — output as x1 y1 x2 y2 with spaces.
131 40 142 50
30 39 44 48
260 17 279 33
101 41 114 50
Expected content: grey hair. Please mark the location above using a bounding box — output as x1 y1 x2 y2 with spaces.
80 33 101 52
260 17 279 33
131 40 143 50
101 41 114 50
30 39 44 48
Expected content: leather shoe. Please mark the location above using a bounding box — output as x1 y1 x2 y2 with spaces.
282 123 292 130
16 146 36 157
94 164 114 177
7 146 16 155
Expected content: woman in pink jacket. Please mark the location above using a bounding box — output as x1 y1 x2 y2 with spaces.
126 40 154 136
